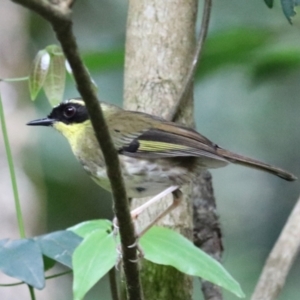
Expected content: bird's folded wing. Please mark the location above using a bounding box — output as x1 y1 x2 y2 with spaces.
119 126 228 164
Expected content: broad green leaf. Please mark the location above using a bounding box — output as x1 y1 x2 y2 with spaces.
68 219 112 238
0 239 9 246
0 238 44 289
280 0 300 23
140 227 245 298
29 50 50 100
43 45 66 106
73 230 117 300
264 0 274 8
36 230 82 269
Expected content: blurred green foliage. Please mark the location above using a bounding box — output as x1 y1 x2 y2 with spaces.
83 50 124 73
251 48 300 80
198 28 271 78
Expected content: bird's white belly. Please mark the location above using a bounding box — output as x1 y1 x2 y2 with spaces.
91 156 190 198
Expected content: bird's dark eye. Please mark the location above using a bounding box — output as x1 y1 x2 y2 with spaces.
63 105 76 118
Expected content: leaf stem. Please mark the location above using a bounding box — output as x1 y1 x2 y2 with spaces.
0 270 72 287
109 267 120 300
0 91 36 299
0 93 26 238
0 76 29 82
28 285 36 300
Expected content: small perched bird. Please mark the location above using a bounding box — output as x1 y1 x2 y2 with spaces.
27 98 296 202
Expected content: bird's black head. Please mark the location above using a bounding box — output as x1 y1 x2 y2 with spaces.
27 99 89 127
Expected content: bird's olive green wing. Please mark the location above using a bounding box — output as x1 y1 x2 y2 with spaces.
118 123 229 167
106 109 228 166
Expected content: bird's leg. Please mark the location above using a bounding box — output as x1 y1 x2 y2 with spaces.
114 186 179 233
114 186 181 260
126 186 181 253
129 186 182 240
130 185 179 220
136 189 183 237
127 188 182 259
113 217 119 236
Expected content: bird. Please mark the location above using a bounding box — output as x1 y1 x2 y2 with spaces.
27 98 297 226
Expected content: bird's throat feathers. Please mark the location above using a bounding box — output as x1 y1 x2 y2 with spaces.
53 120 91 150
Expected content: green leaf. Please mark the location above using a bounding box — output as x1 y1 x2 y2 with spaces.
72 230 117 300
68 219 112 238
280 0 300 23
0 239 9 246
46 45 64 56
43 45 66 106
0 238 44 289
140 227 245 298
29 50 50 100
264 0 274 8
36 230 82 269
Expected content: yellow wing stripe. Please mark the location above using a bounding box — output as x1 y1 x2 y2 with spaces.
139 140 189 152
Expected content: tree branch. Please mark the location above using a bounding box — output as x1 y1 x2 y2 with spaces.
251 195 300 300
168 0 212 121
10 0 143 299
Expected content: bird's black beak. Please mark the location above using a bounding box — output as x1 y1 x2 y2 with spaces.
27 117 55 126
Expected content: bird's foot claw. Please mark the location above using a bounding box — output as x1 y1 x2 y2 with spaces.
113 217 119 236
115 236 144 266
128 239 138 248
115 244 123 270
128 237 144 259
126 243 144 263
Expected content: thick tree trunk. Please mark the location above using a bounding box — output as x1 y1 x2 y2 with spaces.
124 1 197 299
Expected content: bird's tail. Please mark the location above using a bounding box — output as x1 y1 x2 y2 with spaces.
216 147 297 182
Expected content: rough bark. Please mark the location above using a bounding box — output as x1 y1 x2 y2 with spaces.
193 171 223 299
124 1 197 299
